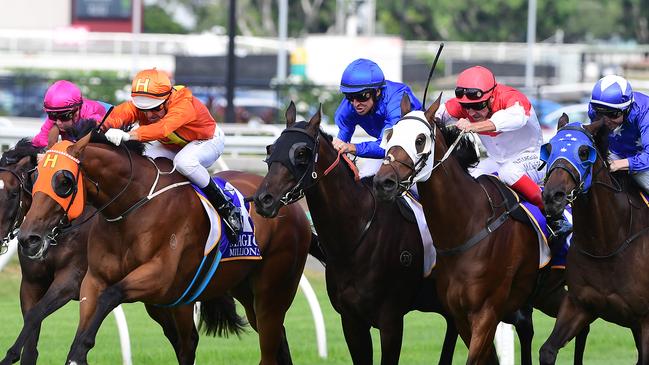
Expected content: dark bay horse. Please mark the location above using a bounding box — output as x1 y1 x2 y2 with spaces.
540 115 648 364
0 139 91 365
254 103 458 365
17 131 312 365
372 97 588 364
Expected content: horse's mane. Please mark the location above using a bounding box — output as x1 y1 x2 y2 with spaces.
69 119 146 156
433 118 480 172
593 123 611 163
0 138 40 167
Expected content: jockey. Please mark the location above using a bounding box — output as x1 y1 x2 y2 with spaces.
33 80 110 149
101 68 242 242
333 58 422 177
435 65 570 236
588 75 649 192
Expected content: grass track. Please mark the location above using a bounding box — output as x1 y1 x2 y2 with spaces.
0 259 638 364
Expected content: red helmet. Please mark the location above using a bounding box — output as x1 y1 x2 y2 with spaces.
455 66 497 103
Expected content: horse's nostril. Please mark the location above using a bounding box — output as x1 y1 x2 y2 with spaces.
382 178 397 191
260 194 274 208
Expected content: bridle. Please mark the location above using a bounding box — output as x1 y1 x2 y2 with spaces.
382 114 467 194
0 165 35 254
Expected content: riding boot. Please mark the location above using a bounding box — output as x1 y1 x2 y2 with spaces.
202 179 242 242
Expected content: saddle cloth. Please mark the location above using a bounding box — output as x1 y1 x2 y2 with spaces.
193 177 261 261
402 192 436 277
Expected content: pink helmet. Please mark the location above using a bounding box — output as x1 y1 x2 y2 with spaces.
455 66 497 103
43 80 83 112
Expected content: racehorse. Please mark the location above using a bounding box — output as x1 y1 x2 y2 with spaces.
539 115 648 364
16 128 313 365
372 96 589 364
0 139 92 365
254 102 458 365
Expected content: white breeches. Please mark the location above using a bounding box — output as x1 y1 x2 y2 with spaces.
144 125 225 188
469 148 544 185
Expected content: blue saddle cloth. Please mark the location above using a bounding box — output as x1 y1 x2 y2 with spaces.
520 199 571 269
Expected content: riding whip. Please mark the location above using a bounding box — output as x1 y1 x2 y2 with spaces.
422 43 444 109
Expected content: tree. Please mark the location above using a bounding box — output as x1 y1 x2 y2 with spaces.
143 5 189 34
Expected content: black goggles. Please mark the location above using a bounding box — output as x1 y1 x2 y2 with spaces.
345 90 374 103
460 100 489 111
455 85 495 100
593 106 624 118
47 109 76 121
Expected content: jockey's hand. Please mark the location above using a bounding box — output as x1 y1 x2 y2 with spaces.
334 140 356 154
333 138 357 154
455 118 473 132
105 129 131 146
609 158 629 172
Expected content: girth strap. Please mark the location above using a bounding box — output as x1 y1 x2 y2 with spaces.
436 204 517 256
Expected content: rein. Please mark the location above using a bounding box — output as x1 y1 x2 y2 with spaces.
546 126 646 259
384 117 516 256
273 127 375 254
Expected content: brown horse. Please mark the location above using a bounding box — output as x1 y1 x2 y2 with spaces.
539 115 648 364
372 97 588 364
254 103 458 365
0 139 91 365
16 130 312 365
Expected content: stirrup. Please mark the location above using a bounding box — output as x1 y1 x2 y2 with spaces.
547 218 572 238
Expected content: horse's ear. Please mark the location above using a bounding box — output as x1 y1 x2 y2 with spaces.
584 118 604 136
68 132 91 158
557 113 569 130
14 155 32 172
285 101 297 128
307 104 322 132
424 92 443 123
400 93 412 117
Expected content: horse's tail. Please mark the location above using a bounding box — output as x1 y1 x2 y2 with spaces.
308 232 327 266
198 296 248 338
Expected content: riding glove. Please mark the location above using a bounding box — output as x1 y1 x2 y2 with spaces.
105 129 131 146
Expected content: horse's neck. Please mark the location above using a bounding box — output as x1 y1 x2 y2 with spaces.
84 146 157 217
575 165 639 248
305 146 372 257
418 147 488 246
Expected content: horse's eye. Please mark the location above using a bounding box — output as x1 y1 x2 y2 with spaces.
578 145 590 161
416 136 425 147
295 148 310 164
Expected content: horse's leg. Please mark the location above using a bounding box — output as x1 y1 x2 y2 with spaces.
454 316 500 365
438 314 459 365
531 268 589 365
572 325 589 365
144 304 198 365
633 327 641 365
2 272 80 365
466 308 501 365
341 314 372 365
539 296 594 365
377 317 404 365
67 262 166 364
502 306 533 365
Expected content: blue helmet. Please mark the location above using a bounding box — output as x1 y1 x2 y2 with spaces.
590 75 633 110
340 58 385 93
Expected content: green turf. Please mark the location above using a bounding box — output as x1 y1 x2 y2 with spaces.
0 259 638 364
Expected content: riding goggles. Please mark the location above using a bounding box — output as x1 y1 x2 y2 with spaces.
592 105 624 119
460 100 489 111
137 100 167 112
47 109 76 121
345 89 374 103
454 85 495 100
